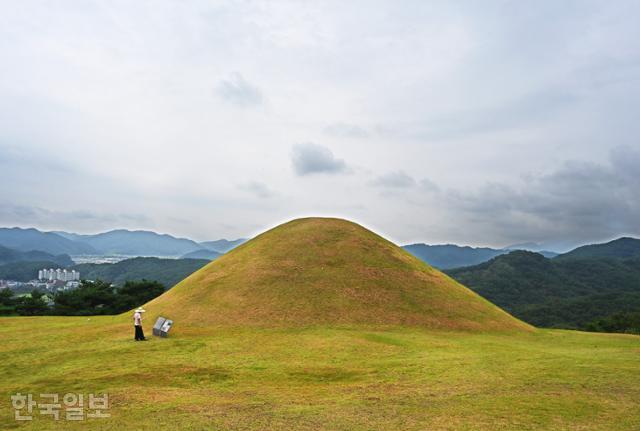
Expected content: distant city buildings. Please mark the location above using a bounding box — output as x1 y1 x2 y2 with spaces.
0 268 82 294
38 268 80 282
20 268 82 291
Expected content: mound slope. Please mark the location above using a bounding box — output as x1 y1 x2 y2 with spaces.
142 218 531 331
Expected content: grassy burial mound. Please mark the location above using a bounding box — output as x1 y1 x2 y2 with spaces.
142 218 530 331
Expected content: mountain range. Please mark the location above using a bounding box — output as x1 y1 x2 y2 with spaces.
446 237 640 329
0 227 246 258
54 229 204 256
0 245 73 267
402 243 557 269
180 249 223 260
199 238 247 253
0 228 96 255
0 225 635 270
555 237 640 260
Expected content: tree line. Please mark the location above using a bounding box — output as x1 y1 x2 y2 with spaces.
0 279 164 316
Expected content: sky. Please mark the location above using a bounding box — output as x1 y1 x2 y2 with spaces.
0 0 639 250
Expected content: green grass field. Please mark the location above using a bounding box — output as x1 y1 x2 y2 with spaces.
1 316 639 430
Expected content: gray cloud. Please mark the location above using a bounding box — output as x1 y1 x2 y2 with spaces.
444 146 640 247
419 178 440 193
238 181 275 199
371 171 416 188
0 204 150 231
376 87 581 142
216 72 263 107
118 213 152 223
291 143 349 176
0 144 77 174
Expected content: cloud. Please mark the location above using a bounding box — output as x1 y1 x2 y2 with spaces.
419 178 440 193
0 2 639 245
371 171 416 188
376 86 581 142
323 122 369 139
118 213 152 223
0 204 150 231
291 143 349 176
444 146 640 245
0 144 77 174
215 72 263 107
238 181 275 199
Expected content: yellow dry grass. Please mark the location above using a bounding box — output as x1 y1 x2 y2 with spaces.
140 218 531 332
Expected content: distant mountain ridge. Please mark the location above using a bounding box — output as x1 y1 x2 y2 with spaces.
400 237 640 269
0 228 96 255
402 243 558 269
54 229 204 256
0 245 73 267
402 244 508 269
504 242 568 255
199 238 246 253
54 230 246 257
555 237 640 260
2 224 637 267
181 249 222 260
0 227 247 258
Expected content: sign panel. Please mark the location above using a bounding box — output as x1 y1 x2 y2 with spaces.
152 317 166 337
160 319 173 337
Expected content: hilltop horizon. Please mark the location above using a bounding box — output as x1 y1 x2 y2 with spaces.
2 222 636 254
143 217 531 331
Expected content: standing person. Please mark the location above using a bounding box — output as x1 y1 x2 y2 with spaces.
133 308 147 341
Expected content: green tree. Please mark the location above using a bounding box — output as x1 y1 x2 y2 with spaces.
53 280 118 315
14 289 49 316
0 288 16 315
51 279 166 315
116 279 165 310
586 311 640 334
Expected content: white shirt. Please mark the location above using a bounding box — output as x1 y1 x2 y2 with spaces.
134 312 142 326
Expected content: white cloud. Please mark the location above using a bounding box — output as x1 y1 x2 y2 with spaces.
0 1 638 246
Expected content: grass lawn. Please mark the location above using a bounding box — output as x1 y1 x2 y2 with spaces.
0 317 639 430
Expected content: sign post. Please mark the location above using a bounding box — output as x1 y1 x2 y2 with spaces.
152 317 166 337
152 316 174 337
159 319 173 337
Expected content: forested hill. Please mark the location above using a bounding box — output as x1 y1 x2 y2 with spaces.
446 250 640 330
73 257 210 288
0 245 73 266
402 244 507 269
555 237 640 260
